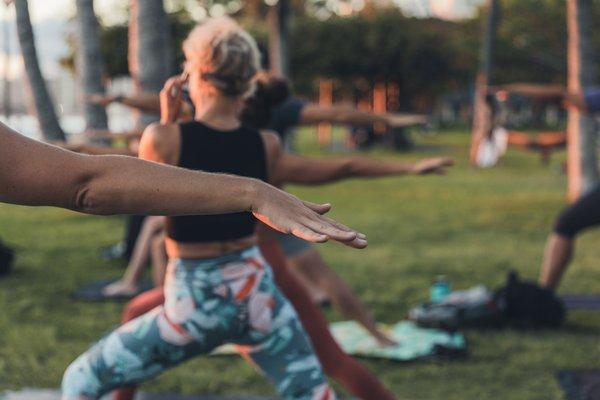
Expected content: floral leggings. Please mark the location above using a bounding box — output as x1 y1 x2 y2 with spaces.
61 247 335 400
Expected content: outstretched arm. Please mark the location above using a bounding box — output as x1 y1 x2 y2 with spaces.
87 92 194 119
299 103 427 128
489 84 589 112
274 153 453 186
87 92 161 113
489 83 566 98
0 124 365 247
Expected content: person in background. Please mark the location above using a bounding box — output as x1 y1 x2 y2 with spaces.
488 83 600 291
88 75 425 263
243 75 452 345
106 74 451 345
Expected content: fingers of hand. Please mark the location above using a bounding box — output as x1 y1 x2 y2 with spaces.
302 201 331 215
290 225 328 243
302 215 358 243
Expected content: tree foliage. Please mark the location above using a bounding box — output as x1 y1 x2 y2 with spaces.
85 0 600 109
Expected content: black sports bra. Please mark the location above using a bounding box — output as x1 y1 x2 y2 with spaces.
165 120 268 243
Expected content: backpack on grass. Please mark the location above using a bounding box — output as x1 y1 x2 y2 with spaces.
494 271 565 328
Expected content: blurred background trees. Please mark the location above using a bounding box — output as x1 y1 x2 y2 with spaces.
78 0 600 111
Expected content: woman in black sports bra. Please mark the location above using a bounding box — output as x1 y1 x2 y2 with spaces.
61 17 358 400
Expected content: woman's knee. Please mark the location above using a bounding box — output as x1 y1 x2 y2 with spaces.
554 207 580 239
61 356 101 399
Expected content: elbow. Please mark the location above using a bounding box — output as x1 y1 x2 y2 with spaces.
70 160 113 215
72 176 105 215
342 157 360 177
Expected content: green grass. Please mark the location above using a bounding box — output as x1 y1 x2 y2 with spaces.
1 129 599 399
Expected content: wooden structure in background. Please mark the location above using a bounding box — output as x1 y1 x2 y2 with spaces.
317 79 333 147
267 0 290 78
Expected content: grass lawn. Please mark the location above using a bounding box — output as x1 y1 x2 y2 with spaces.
0 129 599 399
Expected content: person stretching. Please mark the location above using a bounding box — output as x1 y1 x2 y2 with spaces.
61 18 364 400
538 85 600 290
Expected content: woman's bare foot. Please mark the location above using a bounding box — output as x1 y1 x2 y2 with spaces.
102 280 138 297
373 330 398 347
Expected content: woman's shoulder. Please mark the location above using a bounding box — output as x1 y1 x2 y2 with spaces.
140 123 181 164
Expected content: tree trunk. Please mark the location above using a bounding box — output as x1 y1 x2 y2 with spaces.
469 0 499 165
13 0 65 140
566 0 598 200
267 0 290 78
129 0 173 127
3 6 12 118
75 0 108 130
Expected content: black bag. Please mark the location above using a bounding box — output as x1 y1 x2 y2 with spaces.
494 271 565 328
0 240 14 277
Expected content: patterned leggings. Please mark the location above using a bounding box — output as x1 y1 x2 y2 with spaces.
61 247 335 400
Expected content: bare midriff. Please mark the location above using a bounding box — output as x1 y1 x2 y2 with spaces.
166 235 257 259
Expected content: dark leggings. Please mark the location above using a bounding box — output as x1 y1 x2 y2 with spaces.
115 231 396 400
554 185 600 239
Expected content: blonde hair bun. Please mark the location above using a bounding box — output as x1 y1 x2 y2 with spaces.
183 17 261 97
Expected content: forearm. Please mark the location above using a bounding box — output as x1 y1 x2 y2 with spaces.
0 134 258 216
119 92 161 114
492 83 565 98
335 109 387 126
344 157 414 178
73 155 257 216
278 155 414 186
300 104 387 127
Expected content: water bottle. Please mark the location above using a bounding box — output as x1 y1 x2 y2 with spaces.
430 275 451 303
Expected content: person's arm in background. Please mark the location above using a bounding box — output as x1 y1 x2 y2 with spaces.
490 83 566 99
299 103 427 128
273 152 454 186
490 83 593 113
87 92 194 120
0 125 364 247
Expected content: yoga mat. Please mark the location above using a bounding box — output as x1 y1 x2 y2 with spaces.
0 389 274 400
556 369 600 400
213 320 466 361
71 278 154 301
562 294 600 311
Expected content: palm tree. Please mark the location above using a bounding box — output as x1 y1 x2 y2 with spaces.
12 0 65 140
469 0 499 165
129 0 173 126
75 0 108 130
566 0 598 200
2 3 11 118
267 0 290 78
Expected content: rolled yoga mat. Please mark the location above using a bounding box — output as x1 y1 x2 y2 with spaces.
561 294 600 311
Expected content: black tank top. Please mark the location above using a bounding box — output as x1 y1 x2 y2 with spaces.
166 120 268 242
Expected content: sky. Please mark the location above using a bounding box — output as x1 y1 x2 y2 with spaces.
0 0 483 80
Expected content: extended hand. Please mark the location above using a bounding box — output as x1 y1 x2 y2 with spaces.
411 157 454 175
251 182 367 249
